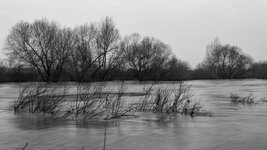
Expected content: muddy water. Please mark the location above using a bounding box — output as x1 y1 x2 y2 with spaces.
0 80 267 150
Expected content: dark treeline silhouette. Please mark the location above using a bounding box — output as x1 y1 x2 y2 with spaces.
189 38 257 80
2 17 267 82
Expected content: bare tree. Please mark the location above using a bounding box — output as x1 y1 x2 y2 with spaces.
52 27 76 81
5 19 73 82
203 38 253 78
95 17 121 80
69 23 98 81
69 17 122 81
121 33 171 80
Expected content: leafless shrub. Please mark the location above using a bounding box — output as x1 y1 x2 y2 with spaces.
104 82 136 119
135 82 211 117
135 84 154 111
14 81 211 119
167 82 193 113
185 102 212 117
75 83 106 119
60 83 107 120
14 82 138 120
60 82 136 120
153 87 173 113
14 83 67 115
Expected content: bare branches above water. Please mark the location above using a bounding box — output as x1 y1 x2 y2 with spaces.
135 82 212 117
14 83 67 115
14 82 212 120
103 82 136 119
72 83 107 119
14 82 212 150
14 82 137 120
230 93 267 105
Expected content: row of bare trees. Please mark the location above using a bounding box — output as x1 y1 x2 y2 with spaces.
5 17 186 82
5 17 123 82
3 17 266 81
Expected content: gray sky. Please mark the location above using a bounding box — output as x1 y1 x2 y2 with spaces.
0 0 267 67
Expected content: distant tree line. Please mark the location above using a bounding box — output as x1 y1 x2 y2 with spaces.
1 17 267 82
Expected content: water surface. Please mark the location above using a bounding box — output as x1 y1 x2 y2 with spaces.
0 80 267 150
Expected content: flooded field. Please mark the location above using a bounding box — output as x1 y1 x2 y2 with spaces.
0 79 267 150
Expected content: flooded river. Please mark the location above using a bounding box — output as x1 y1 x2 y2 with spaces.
0 79 267 150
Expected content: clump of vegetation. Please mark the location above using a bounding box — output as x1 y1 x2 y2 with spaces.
15 82 212 150
14 82 136 120
260 97 267 102
230 93 266 105
134 84 154 111
135 82 212 117
103 83 136 119
14 82 211 120
14 83 67 115
60 83 107 120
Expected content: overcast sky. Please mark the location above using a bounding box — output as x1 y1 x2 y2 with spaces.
0 0 267 67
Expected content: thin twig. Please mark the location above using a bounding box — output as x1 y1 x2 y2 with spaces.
22 142 28 150
103 120 107 150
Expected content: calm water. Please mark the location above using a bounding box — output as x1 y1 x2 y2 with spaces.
0 80 267 150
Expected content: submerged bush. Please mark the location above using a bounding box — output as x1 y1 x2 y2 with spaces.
14 82 211 120
230 93 254 104
64 83 107 120
230 93 266 105
135 82 212 117
14 83 67 114
14 82 136 120
104 82 136 119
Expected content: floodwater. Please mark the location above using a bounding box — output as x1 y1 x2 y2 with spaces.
0 79 267 150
